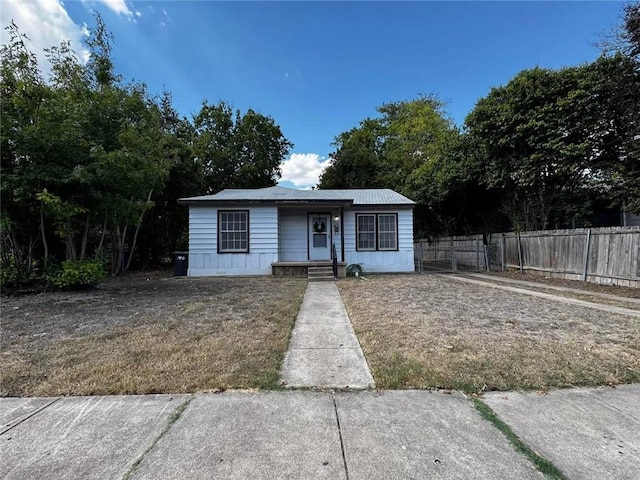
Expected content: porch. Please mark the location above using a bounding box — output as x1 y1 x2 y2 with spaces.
271 261 347 279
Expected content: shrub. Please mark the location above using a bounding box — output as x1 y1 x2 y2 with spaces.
48 260 106 290
0 258 38 290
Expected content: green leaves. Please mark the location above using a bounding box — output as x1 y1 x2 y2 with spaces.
464 56 640 230
193 101 292 193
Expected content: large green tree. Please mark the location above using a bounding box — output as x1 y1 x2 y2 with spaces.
464 54 640 230
193 101 292 194
319 96 472 236
1 15 294 281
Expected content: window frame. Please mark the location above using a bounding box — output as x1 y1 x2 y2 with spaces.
377 213 398 251
355 213 399 252
217 210 250 254
355 214 376 252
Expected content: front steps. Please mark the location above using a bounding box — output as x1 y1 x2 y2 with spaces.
307 265 335 282
272 261 346 279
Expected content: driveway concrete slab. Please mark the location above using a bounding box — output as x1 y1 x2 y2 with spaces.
281 348 374 388
280 282 375 389
336 390 543 480
131 391 345 480
0 394 188 480
483 386 640 480
0 397 57 434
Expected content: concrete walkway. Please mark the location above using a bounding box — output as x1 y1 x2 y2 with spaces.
431 272 640 318
280 282 375 389
2 386 639 479
459 271 640 306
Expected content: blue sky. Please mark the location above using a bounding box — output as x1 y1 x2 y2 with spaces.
1 1 625 188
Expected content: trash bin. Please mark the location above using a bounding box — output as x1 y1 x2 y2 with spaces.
173 251 188 276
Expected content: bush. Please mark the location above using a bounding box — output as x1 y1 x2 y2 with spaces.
0 258 38 290
48 260 106 290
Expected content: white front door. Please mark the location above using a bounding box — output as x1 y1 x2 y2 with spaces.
308 214 331 260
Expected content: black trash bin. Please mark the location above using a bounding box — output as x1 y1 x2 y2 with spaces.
173 251 188 276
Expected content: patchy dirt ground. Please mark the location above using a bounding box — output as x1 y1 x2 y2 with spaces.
1 272 306 397
338 274 640 393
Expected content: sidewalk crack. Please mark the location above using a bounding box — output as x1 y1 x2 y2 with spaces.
332 394 351 480
0 398 59 436
122 395 194 480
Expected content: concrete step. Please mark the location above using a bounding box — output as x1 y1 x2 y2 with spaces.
308 267 333 274
308 270 334 277
308 275 335 282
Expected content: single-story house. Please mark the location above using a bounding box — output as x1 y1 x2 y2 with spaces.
178 186 416 277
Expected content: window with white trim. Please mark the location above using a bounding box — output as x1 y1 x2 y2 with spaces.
356 213 398 251
218 210 249 253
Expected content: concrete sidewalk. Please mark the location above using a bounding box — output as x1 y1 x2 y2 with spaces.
484 385 640 480
2 386 639 479
280 282 375 389
432 272 640 318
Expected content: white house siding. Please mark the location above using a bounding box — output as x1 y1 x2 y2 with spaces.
278 208 307 261
343 208 414 273
188 206 278 276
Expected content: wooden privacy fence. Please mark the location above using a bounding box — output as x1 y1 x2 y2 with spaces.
416 226 640 288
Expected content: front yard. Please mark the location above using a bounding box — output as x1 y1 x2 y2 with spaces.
338 274 640 392
1 272 306 396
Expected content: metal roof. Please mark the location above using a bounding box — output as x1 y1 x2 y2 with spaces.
179 186 415 206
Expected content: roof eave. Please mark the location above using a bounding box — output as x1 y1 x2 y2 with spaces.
177 199 354 207
350 203 416 209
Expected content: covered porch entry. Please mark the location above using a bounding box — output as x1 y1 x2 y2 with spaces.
272 206 347 278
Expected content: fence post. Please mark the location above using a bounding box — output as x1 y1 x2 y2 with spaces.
451 237 455 270
582 228 592 282
484 245 490 271
501 234 506 271
517 232 523 274
476 238 480 270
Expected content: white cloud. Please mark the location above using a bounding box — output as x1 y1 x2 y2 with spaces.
0 0 89 74
96 0 134 17
280 153 328 189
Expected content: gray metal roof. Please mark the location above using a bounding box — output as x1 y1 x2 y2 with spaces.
180 186 415 205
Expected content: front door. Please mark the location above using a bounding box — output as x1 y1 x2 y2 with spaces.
308 214 331 260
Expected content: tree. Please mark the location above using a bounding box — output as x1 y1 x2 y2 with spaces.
193 101 292 194
318 118 386 188
319 95 466 237
464 62 634 230
319 95 458 191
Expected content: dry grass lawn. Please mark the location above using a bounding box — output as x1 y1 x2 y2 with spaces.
338 274 640 393
1 272 306 397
